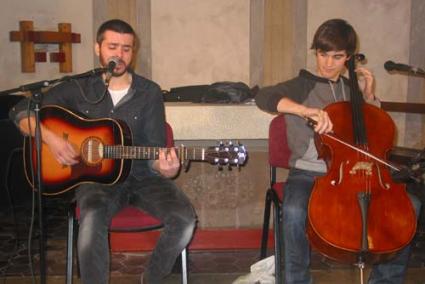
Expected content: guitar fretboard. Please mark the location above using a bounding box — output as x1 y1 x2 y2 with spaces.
104 146 207 161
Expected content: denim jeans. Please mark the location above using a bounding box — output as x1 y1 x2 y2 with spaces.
282 168 421 284
75 175 197 284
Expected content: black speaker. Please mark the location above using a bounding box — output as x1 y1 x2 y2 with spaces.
0 95 31 209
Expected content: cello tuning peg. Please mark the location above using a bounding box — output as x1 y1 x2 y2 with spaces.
355 53 366 62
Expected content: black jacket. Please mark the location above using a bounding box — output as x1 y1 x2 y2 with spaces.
9 71 166 178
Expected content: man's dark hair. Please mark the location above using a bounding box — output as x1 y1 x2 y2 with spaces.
96 19 136 45
311 19 357 56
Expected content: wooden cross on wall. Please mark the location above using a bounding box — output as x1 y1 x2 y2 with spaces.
10 21 81 73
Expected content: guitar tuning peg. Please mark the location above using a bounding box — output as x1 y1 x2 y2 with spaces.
228 140 233 146
218 165 223 171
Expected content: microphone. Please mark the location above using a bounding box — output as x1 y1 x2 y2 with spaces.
384 60 425 75
105 57 120 86
106 57 120 73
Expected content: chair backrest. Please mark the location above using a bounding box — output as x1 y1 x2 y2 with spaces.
165 122 174 147
268 115 290 169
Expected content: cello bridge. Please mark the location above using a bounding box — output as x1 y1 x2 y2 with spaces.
349 161 373 176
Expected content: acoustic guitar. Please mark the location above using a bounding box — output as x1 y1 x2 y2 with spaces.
24 105 247 195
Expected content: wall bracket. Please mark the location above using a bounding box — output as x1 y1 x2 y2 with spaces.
10 21 81 73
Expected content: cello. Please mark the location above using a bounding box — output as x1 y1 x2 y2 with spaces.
306 54 417 271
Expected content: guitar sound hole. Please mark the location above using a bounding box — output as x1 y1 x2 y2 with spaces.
81 137 104 166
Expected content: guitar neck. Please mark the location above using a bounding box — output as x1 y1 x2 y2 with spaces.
104 146 207 161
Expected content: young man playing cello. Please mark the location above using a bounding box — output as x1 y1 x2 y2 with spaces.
256 18 421 284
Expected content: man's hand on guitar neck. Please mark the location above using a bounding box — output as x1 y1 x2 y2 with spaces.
153 148 180 178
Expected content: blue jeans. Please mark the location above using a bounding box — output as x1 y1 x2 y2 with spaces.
282 168 421 284
75 175 197 284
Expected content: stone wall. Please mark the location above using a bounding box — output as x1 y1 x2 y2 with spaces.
1 0 424 229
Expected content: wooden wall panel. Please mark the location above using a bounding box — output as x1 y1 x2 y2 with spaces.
262 0 307 86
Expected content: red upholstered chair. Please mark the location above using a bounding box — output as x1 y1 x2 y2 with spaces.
259 115 291 284
66 122 188 284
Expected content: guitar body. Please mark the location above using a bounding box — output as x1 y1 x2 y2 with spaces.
24 105 132 195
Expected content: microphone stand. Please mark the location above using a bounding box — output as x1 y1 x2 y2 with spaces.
0 68 107 284
404 69 425 77
386 67 425 77
0 68 106 96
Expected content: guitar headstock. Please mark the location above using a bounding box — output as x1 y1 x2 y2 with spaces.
205 141 247 167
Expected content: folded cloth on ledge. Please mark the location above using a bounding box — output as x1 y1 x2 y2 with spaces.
163 82 258 104
232 255 275 284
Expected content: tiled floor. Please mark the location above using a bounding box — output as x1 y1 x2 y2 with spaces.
1 195 425 284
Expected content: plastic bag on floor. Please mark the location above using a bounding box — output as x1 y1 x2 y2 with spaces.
232 255 275 284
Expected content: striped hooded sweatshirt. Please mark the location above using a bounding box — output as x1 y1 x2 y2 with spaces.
255 69 352 173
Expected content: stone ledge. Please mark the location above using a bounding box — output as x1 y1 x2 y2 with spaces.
165 102 275 140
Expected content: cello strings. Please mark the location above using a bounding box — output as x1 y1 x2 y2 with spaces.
323 133 400 172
